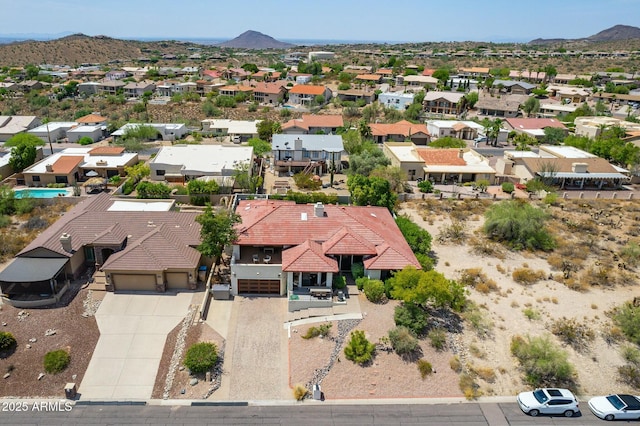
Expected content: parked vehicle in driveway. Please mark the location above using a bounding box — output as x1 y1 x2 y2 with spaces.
588 394 640 421
517 388 579 417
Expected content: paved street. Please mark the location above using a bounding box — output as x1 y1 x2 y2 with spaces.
0 402 611 425
79 293 193 400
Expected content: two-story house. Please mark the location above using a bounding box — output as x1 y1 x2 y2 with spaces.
272 134 344 175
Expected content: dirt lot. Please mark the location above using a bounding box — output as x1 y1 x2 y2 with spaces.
0 284 101 398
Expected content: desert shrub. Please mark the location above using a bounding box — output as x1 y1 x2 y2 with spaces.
302 323 332 339
462 302 493 338
550 318 595 352
43 349 70 374
417 180 433 193
351 263 365 280
0 215 11 228
581 266 615 288
459 373 482 400
77 136 94 145
543 192 559 205
184 342 218 374
622 345 640 365
483 200 555 251
618 364 640 389
344 330 375 365
333 274 346 290
22 216 48 230
449 356 462 373
14 198 35 215
510 335 575 387
355 276 368 291
417 359 433 379
612 302 640 345
621 241 640 267
293 384 308 401
501 182 515 193
603 325 625 345
121 178 136 195
468 236 505 259
388 326 419 356
394 303 428 336
437 220 467 244
0 332 17 352
470 365 496 383
512 267 546 285
522 307 541 321
459 268 498 293
546 254 564 270
363 279 385 303
427 328 446 351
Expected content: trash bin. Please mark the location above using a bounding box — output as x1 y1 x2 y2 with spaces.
64 382 76 399
198 266 207 283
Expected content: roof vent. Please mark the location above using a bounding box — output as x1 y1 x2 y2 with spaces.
45 164 53 172
60 233 72 253
147 220 155 227
301 212 308 221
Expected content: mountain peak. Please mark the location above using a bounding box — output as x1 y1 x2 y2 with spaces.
219 30 294 49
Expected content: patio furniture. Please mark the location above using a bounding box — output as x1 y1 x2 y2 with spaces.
252 254 259 263
263 255 271 264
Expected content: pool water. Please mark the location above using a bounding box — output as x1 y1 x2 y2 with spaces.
14 188 71 199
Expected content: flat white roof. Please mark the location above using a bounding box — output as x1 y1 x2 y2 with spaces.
107 200 174 212
385 144 421 162
24 147 137 173
151 145 254 175
28 122 78 133
539 145 596 158
67 125 102 133
202 119 260 134
111 123 185 136
428 120 484 130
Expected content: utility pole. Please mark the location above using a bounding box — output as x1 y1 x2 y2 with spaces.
45 120 53 156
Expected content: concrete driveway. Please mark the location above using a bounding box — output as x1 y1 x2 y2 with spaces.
79 292 193 401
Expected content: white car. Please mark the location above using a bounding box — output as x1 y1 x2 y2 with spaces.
517 388 579 417
588 394 640 421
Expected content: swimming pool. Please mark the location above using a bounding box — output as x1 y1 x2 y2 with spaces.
14 188 71 199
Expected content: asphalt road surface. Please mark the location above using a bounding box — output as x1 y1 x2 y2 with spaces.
0 402 615 425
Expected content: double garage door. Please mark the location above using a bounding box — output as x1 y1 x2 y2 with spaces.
237 279 280 295
112 272 189 292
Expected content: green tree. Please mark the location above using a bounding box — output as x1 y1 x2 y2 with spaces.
483 200 555 251
432 68 450 86
395 215 432 255
77 136 94 146
347 148 390 176
369 165 406 193
6 133 44 172
387 266 466 311
233 161 263 193
241 63 259 73
257 119 281 141
344 330 375 365
247 138 272 157
187 179 219 205
542 127 566 145
195 204 241 267
429 137 466 148
404 103 422 121
464 91 479 108
347 174 397 210
135 181 171 199
184 342 218 374
510 335 575 388
522 97 540 116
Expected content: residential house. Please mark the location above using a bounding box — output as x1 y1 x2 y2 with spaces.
492 80 537 95
336 88 376 105
149 144 253 185
218 84 254 98
287 73 313 84
77 82 101 96
287 85 332 107
0 82 18 92
200 119 260 141
271 134 344 175
248 82 286 105
222 68 252 82
375 68 394 82
499 146 629 189
552 74 592 85
354 74 382 85
574 116 640 139
538 103 578 118
423 91 465 116
475 93 527 117
370 120 430 145
0 193 206 307
18 80 43 92
123 81 156 98
396 75 438 89
97 80 125 96
28 122 79 143
378 91 414 110
308 51 335 62
383 142 496 183
67 125 104 143
503 117 568 139
281 114 344 135
252 70 282 82
105 70 129 80
426 120 485 140
508 70 546 83
76 114 108 127
22 146 138 186
0 115 41 142
230 199 421 303
591 92 640 107
458 67 491 78
111 123 188 141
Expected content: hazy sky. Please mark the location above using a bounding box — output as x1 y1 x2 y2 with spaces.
2 0 637 42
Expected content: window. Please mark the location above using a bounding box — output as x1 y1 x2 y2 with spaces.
303 151 310 158
156 169 166 176
32 176 41 182
55 176 68 184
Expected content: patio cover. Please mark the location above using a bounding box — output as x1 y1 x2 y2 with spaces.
0 258 68 282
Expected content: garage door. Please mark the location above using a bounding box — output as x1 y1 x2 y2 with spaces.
238 279 280 294
166 272 189 289
112 274 157 292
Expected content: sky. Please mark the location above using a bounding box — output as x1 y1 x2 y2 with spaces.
2 0 638 43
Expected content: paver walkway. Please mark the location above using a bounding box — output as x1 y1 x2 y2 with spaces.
79 292 192 400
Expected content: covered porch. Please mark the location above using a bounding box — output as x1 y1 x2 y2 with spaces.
0 257 70 307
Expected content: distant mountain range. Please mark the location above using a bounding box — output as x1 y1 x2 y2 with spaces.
218 30 294 49
529 24 640 45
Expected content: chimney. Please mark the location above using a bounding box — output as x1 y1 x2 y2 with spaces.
458 149 464 158
45 164 53 172
294 137 303 150
60 233 72 253
314 202 324 217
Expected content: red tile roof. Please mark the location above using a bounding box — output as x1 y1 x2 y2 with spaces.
370 120 429 137
76 114 107 124
355 74 382 81
89 146 125 156
416 148 466 165
505 118 567 130
376 69 393 75
289 85 327 95
282 240 339 273
51 155 84 174
281 114 344 131
364 243 420 270
235 200 420 271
